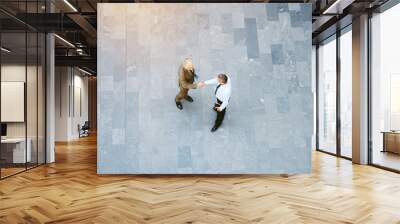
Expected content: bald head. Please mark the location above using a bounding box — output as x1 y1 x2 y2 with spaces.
183 58 194 71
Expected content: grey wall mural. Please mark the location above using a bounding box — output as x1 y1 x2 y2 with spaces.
97 3 313 174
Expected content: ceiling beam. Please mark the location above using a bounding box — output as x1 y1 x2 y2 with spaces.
55 55 96 71
67 13 97 46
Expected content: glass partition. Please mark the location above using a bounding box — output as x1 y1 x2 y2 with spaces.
317 35 337 154
1 31 28 177
371 4 400 171
27 31 38 169
38 32 45 165
339 27 352 158
0 2 46 179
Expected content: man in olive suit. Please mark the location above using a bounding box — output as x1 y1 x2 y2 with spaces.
175 58 200 110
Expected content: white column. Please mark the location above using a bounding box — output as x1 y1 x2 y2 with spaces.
45 0 56 163
46 33 55 163
352 14 369 164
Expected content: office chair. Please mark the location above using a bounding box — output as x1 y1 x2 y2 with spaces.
79 121 90 138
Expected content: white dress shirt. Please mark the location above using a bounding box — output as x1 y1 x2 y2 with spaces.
204 76 232 110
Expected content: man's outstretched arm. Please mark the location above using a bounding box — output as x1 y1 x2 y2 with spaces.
204 78 218 85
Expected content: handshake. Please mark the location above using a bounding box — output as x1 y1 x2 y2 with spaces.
197 81 206 88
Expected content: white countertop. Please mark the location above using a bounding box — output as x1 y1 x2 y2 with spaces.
1 138 30 144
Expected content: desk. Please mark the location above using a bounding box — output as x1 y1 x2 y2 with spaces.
1 138 31 163
382 131 400 154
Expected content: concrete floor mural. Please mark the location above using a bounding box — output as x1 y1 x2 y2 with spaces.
97 3 313 174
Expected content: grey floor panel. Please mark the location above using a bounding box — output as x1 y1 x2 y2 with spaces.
97 3 313 174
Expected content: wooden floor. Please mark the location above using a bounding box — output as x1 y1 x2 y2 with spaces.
0 167 26 178
373 151 400 171
1 135 400 224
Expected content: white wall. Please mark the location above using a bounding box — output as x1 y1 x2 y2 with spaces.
1 66 26 138
71 73 89 138
55 67 89 141
1 65 40 138
55 66 69 141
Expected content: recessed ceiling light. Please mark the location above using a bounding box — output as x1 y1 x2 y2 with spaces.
54 34 75 48
323 0 340 14
78 67 93 76
63 0 78 12
1 47 11 53
322 0 353 15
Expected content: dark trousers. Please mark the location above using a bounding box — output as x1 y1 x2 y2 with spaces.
213 99 226 128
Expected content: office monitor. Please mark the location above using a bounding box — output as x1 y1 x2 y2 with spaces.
1 123 7 137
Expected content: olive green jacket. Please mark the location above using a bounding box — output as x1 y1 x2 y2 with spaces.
178 65 197 89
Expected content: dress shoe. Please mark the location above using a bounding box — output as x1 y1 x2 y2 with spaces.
211 126 218 132
176 101 183 110
185 95 194 102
